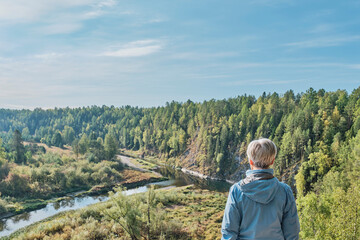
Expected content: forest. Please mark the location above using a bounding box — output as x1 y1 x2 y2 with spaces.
1 86 360 239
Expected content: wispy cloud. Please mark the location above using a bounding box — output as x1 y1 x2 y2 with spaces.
171 51 238 60
187 74 232 79
309 24 334 34
229 61 360 70
83 0 118 19
101 40 163 57
285 35 360 48
40 23 82 35
83 10 104 19
233 62 266 68
95 0 116 7
0 0 97 22
0 0 119 37
250 0 295 6
34 52 64 59
222 79 303 86
147 18 166 23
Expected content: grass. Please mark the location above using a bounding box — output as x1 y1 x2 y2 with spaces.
120 149 178 169
4 186 227 240
1 142 167 218
164 186 226 240
24 142 75 157
4 169 164 217
120 149 166 165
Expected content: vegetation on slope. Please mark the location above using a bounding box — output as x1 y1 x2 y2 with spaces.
0 138 161 216
1 86 360 238
1 87 360 183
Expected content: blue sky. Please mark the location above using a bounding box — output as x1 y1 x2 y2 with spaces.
0 0 359 109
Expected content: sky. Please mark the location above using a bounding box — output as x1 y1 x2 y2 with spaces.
0 0 360 109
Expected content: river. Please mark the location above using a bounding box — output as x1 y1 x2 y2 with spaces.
0 159 232 238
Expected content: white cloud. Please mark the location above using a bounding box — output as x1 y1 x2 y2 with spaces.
34 52 64 59
222 79 303 86
40 23 82 35
83 10 104 19
170 51 238 60
102 46 161 57
250 0 295 6
0 0 117 35
83 0 118 19
148 18 166 23
97 0 117 8
187 74 231 79
234 63 265 68
285 35 360 48
309 24 334 34
101 40 163 57
0 52 148 109
0 0 97 22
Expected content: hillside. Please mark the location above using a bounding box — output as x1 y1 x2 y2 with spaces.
1 88 360 183
1 87 360 239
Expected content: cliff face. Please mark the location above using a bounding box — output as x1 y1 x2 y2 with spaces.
171 135 299 187
173 136 249 182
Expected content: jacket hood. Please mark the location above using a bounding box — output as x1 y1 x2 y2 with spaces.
239 169 279 204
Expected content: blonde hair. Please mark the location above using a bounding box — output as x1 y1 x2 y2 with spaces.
246 138 277 169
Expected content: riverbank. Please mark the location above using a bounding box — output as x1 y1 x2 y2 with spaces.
119 150 237 184
0 169 165 221
1 153 232 238
3 185 227 240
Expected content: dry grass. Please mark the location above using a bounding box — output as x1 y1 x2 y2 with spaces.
8 186 227 240
119 169 160 184
163 187 227 240
24 142 74 157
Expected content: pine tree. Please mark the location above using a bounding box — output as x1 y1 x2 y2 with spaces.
104 134 118 160
11 130 25 164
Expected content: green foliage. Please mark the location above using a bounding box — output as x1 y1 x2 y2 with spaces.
78 134 89 155
11 129 26 164
0 149 125 214
51 131 63 148
102 186 192 240
62 125 75 144
296 129 360 239
9 187 220 240
1 87 359 178
2 87 360 238
298 181 360 240
104 133 118 160
0 172 31 197
0 158 10 181
104 187 143 239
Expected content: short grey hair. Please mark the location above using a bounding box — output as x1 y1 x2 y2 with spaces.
246 138 277 169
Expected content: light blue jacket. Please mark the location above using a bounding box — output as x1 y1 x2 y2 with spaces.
221 169 300 240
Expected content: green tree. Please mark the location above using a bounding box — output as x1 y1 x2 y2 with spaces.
104 188 142 240
63 126 75 144
78 134 89 155
72 139 80 158
21 127 30 140
0 139 9 180
104 134 118 160
11 129 26 164
51 131 63 148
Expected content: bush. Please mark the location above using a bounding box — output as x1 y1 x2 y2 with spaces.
0 173 31 197
0 197 8 215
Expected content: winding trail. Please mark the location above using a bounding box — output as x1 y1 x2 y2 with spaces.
117 155 163 177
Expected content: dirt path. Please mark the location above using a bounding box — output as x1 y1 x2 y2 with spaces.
117 155 145 171
117 155 163 177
